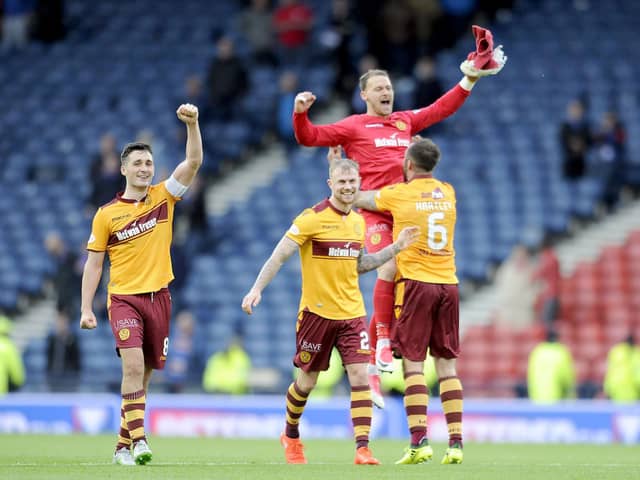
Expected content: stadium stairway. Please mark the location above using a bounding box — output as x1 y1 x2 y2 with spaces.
9 298 56 353
461 197 640 334
458 197 640 396
204 99 349 216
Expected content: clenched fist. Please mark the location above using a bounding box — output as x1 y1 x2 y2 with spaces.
79 310 98 330
294 91 317 114
176 103 199 124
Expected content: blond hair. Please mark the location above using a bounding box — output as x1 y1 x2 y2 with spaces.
359 69 390 91
329 158 359 178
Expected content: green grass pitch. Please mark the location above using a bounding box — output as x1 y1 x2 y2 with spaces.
0 435 638 479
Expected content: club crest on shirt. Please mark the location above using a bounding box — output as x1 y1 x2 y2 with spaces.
395 120 407 131
354 223 362 235
370 233 381 245
299 351 311 363
119 328 130 341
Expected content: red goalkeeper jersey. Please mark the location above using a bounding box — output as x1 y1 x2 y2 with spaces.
293 84 470 191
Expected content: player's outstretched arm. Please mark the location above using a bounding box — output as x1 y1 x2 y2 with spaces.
354 190 379 212
357 226 420 273
241 236 299 314
172 103 203 187
79 250 105 330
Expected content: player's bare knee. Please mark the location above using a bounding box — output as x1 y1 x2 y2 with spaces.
296 371 318 392
122 361 145 382
346 363 369 387
434 357 457 379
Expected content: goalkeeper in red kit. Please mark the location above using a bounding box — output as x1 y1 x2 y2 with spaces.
292 27 506 408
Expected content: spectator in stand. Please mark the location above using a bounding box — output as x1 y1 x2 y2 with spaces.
164 311 198 393
350 54 379 114
532 235 561 328
493 244 538 328
527 328 575 403
603 333 640 402
236 0 277 66
177 75 207 127
174 175 209 252
406 0 442 57
272 0 314 68
559 98 592 184
202 332 252 394
429 0 477 52
31 0 65 43
318 0 359 98
412 56 445 132
44 231 82 316
205 35 248 122
593 111 627 211
0 314 25 395
376 0 416 76
45 307 81 392
88 134 123 212
1 0 34 52
276 70 300 151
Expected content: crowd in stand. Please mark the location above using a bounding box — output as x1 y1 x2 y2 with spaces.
559 97 628 213
1 0 637 401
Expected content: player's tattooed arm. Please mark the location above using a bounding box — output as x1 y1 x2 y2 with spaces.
354 190 379 212
357 245 398 273
357 226 420 273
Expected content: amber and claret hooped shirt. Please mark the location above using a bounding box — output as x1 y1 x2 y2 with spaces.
87 182 180 295
286 199 367 320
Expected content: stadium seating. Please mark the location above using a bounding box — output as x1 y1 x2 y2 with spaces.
459 228 640 397
5 0 639 391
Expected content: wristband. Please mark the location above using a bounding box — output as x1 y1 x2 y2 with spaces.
459 77 476 91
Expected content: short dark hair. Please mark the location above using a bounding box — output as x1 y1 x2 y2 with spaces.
407 138 440 173
359 69 389 91
120 142 152 164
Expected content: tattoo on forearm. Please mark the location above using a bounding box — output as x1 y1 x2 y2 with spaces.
357 244 398 273
355 191 378 211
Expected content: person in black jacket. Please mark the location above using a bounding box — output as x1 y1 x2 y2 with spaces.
559 99 592 181
46 307 80 392
205 36 248 122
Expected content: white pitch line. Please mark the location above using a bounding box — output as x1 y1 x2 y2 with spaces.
480 463 636 468
5 461 347 467
6 462 636 468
